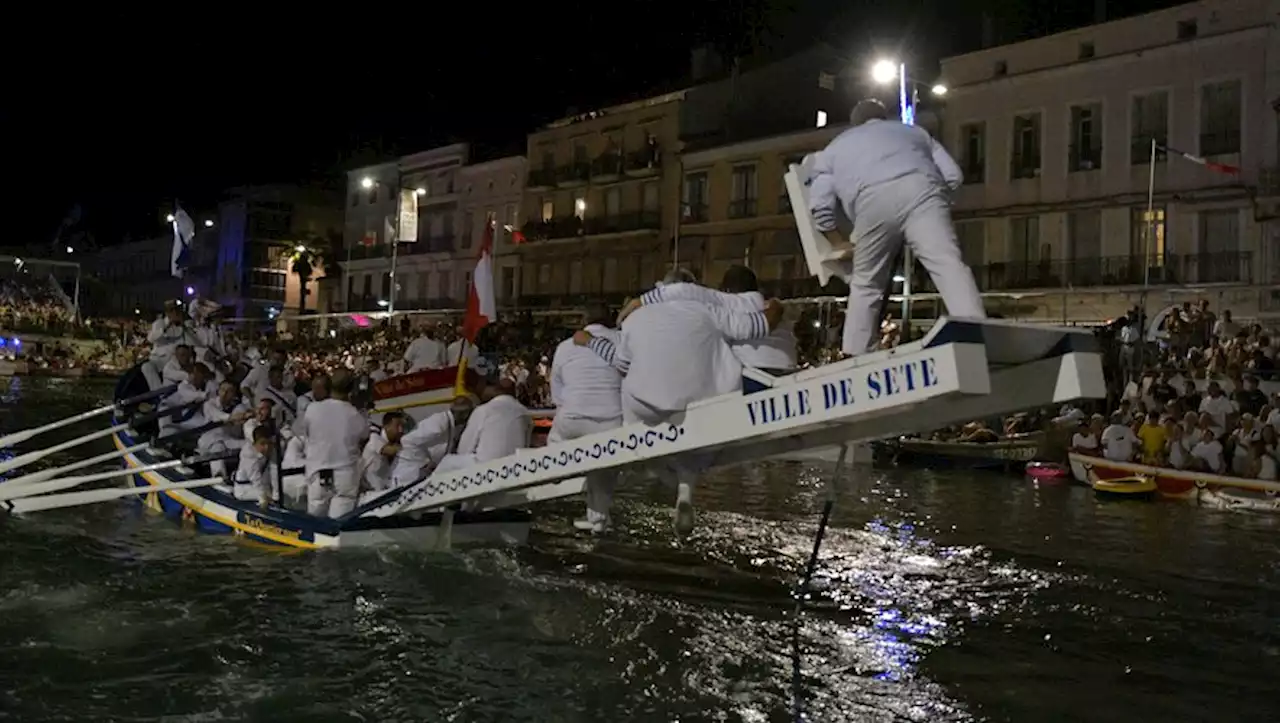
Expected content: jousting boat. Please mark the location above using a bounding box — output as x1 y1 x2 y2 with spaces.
67 316 1104 550
370 365 553 442
1068 453 1280 508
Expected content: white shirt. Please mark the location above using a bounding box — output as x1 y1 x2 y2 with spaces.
591 300 771 413
1118 324 1139 344
808 119 962 232
1100 423 1138 462
404 336 446 371
1191 439 1225 473
456 394 531 463
1259 454 1277 480
161 378 212 432
1199 395 1237 432
299 398 369 475
1071 431 1099 451
362 431 394 491
392 410 456 486
641 283 797 370
446 339 480 368
1213 319 1240 340
295 391 317 437
550 324 623 421
258 385 297 427
161 357 190 386
1167 435 1189 469
148 318 196 363
241 364 296 401
233 443 275 503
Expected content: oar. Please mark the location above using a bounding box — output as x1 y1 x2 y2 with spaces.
0 425 130 476
0 451 238 502
0 384 177 449
3 443 149 488
3 476 224 515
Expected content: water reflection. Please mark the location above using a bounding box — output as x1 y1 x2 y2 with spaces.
1 383 1278 720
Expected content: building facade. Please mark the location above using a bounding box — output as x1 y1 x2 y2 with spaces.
342 144 470 311
517 92 682 306
458 155 526 304
207 185 344 318
88 235 183 316
676 124 844 294
938 0 1280 319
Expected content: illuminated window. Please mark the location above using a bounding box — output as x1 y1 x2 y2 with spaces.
573 196 587 219
541 199 553 221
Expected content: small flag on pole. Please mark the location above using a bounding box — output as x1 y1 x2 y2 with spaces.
170 207 196 278
1157 145 1241 175
462 220 496 344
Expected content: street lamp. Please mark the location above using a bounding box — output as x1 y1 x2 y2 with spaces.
165 213 175 223
360 177 374 190
65 246 73 254
931 84 948 97
414 187 426 196
203 219 213 228
870 59 898 85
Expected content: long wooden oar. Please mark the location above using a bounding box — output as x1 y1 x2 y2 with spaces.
0 384 177 449
0 425 129 476
0 451 238 502
3 443 149 488
3 476 224 515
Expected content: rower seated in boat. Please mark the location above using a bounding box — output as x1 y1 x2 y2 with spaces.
241 349 294 404
231 426 277 507
389 399 473 488
159 363 214 436
433 378 528 476
242 398 276 443
361 411 405 493
198 380 251 478
143 301 197 390
258 366 297 427
404 325 446 372
162 344 196 386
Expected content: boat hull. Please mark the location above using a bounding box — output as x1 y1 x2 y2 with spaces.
113 428 531 550
1068 453 1280 502
880 433 1044 470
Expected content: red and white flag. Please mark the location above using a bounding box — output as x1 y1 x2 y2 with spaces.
462 219 496 343
1157 144 1241 175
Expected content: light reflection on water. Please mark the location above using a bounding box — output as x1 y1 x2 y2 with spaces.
0 379 1278 721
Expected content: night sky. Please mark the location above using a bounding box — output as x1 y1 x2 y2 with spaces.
10 0 1182 250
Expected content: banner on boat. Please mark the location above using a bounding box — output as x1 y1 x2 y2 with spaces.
373 366 479 401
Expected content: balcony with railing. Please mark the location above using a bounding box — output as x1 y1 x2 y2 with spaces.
526 167 556 189
591 152 623 180
555 163 590 186
683 203 709 224
625 145 661 175
956 252 1252 293
519 211 660 243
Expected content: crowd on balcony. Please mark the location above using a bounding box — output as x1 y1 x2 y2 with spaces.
1070 300 1280 480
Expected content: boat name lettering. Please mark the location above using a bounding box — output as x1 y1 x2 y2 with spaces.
241 515 301 539
745 357 939 428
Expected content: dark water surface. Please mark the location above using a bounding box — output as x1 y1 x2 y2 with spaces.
1 377 1277 722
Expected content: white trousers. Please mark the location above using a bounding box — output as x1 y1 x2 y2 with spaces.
282 473 308 510
841 178 986 356
550 414 623 523
141 358 166 390
306 468 359 518
622 392 707 506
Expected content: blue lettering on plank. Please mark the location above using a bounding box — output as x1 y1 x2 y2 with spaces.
866 358 939 401
746 387 812 427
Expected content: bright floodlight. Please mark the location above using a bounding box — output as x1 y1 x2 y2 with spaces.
871 60 898 85
415 187 426 196
185 286 195 295
203 219 213 228
931 84 948 96
166 213 176 223
65 246 73 253
360 177 374 189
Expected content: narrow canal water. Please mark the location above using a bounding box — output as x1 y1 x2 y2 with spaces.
1 376 1276 722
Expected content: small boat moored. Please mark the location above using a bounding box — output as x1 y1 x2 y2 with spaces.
1025 461 1069 484
1090 475 1157 499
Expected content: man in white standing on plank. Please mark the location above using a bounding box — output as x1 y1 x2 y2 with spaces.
808 98 986 357
576 270 784 537
549 303 624 534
